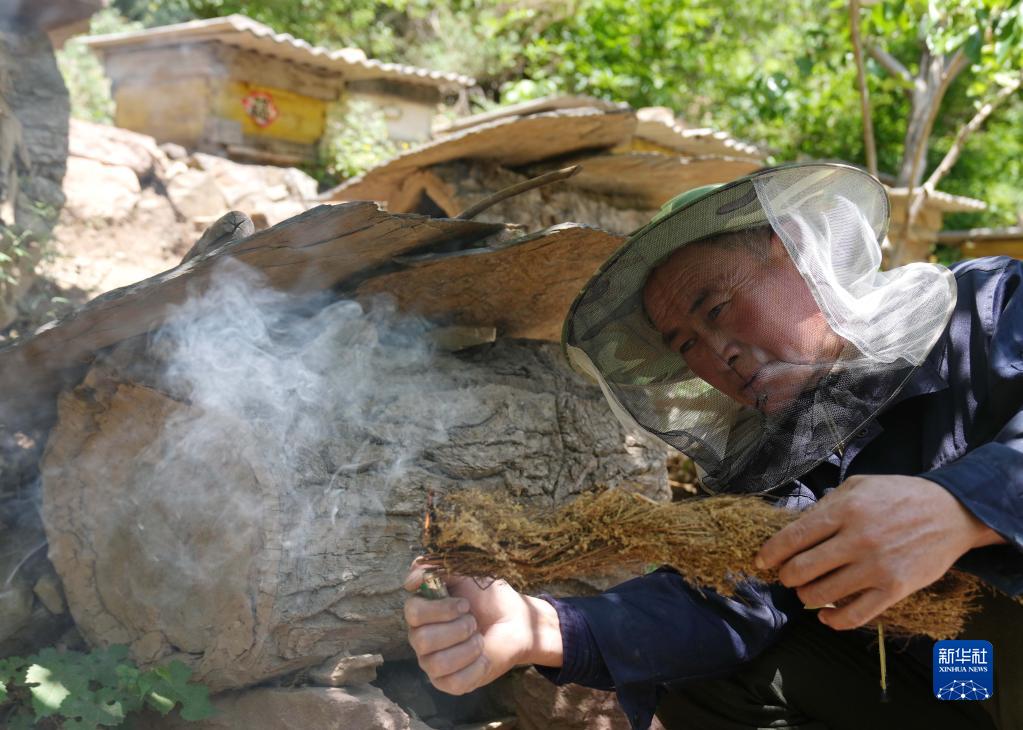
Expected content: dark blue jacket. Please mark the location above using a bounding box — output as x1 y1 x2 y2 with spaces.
539 257 1023 729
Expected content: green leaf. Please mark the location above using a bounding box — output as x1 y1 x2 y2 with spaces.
964 29 984 63
7 709 35 730
146 691 176 716
24 663 70 719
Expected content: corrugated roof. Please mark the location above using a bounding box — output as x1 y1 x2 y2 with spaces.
633 107 767 160
886 187 987 213
82 14 475 90
325 107 638 202
434 95 628 134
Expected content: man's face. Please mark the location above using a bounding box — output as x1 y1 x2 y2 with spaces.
642 231 847 413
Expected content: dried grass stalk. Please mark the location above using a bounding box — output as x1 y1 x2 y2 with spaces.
425 488 985 640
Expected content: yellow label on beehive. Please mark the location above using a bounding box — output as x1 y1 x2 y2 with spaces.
218 81 326 144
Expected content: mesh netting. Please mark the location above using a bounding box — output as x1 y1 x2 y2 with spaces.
563 163 956 494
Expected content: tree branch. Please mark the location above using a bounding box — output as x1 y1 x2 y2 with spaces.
941 48 969 86
849 0 878 177
924 74 1022 190
867 43 914 88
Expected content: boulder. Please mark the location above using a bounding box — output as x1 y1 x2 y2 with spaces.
506 668 666 730
0 23 69 328
62 156 141 222
308 652 383 687
68 119 167 180
163 153 317 226
145 685 431 730
40 278 668 690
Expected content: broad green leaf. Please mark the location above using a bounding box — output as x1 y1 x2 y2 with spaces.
24 664 70 719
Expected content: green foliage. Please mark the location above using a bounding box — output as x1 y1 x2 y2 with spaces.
55 10 143 124
54 0 1023 228
0 224 37 286
314 97 404 186
0 646 214 729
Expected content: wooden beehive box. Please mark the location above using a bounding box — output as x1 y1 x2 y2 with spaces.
83 15 474 166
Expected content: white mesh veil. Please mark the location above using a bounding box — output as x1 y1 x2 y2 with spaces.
562 163 957 494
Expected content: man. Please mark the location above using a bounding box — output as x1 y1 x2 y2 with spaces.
403 163 1023 729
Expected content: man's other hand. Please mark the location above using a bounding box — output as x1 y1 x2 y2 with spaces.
403 559 563 695
755 474 1006 630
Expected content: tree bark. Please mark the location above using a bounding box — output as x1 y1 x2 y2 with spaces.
41 333 668 691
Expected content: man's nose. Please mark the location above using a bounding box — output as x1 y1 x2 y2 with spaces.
707 331 743 371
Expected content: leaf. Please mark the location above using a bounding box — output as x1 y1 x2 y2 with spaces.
7 709 35 730
24 664 70 719
146 691 176 716
177 685 215 722
964 28 984 63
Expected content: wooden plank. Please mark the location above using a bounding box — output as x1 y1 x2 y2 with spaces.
528 153 761 209
0 204 505 431
219 45 344 102
962 240 1023 260
102 44 224 86
324 108 637 203
353 223 626 341
113 78 212 147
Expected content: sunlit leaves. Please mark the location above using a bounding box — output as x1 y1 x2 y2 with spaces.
0 646 214 729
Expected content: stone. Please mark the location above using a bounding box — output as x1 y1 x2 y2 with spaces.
308 652 383 687
505 668 667 730
0 23 69 328
33 572 65 615
144 685 432 730
62 156 141 222
68 119 167 179
0 575 33 644
165 166 230 222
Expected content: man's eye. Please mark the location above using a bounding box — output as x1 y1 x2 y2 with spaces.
708 302 728 320
680 338 696 354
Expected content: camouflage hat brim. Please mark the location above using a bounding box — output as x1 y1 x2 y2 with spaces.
561 162 889 387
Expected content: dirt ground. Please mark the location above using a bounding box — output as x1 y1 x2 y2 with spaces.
1 188 195 347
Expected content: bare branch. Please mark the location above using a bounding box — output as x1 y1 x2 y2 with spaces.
924 74 1023 190
941 48 969 86
456 165 581 220
867 43 913 88
849 0 878 177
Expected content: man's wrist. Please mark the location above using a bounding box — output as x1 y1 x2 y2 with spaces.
522 595 564 668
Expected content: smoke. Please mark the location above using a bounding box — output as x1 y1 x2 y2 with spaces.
50 256 477 661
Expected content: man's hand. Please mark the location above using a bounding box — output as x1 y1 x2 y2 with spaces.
403 560 563 695
755 474 1006 630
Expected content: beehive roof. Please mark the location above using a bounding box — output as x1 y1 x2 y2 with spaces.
83 14 475 90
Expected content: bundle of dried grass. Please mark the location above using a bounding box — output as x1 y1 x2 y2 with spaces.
424 488 984 640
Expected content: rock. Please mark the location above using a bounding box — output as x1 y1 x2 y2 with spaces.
0 23 68 328
454 721 517 730
164 166 230 222
33 572 65 615
0 576 33 644
161 154 317 227
145 685 431 730
62 156 141 222
68 119 167 180
160 142 188 160
41 324 667 690
309 652 383 687
506 668 667 730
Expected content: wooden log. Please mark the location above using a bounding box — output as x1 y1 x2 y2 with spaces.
354 223 627 341
41 335 669 690
0 204 504 432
